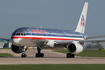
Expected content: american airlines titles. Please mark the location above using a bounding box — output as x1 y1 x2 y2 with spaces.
30 28 83 37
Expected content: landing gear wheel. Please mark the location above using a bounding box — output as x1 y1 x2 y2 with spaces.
21 46 27 58
66 53 75 58
36 53 44 57
21 54 27 58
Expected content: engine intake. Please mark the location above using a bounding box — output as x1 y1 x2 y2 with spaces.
11 45 23 53
68 44 76 52
67 42 83 54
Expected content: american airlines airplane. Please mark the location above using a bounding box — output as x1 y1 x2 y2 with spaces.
1 2 105 58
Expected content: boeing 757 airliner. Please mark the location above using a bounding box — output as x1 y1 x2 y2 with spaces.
1 2 105 58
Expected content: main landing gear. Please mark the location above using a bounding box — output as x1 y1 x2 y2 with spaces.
21 46 44 58
36 47 44 57
66 53 75 58
20 46 73 58
21 46 27 58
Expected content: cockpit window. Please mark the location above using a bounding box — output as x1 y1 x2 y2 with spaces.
12 33 16 35
16 33 20 35
12 33 26 36
21 33 24 36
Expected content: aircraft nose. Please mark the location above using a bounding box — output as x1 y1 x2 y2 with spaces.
11 37 21 45
12 39 20 44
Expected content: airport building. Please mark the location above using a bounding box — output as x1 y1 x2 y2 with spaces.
0 40 11 48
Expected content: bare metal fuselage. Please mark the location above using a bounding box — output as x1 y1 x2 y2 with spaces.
11 27 85 47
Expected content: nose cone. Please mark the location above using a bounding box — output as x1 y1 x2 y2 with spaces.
13 39 20 43
11 38 21 45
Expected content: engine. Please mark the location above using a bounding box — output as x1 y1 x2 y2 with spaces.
11 45 23 53
45 40 55 47
67 42 83 54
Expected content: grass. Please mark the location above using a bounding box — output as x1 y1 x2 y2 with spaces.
0 64 105 70
0 53 13 57
53 49 105 57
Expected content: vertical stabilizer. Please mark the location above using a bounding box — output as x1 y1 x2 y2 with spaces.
75 2 88 34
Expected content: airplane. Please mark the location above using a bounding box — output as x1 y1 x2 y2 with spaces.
1 2 105 58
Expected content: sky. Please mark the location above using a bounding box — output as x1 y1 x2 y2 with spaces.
0 0 105 46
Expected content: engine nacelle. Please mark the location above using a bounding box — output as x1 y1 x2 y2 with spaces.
11 45 23 53
67 42 83 54
45 40 55 47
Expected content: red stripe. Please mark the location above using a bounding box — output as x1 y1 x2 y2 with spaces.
11 36 80 40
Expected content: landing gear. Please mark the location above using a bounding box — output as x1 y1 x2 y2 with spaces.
36 53 44 57
66 53 75 58
21 54 27 58
36 47 44 57
21 46 27 58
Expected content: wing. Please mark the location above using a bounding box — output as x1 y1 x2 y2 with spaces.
86 36 105 39
79 39 105 43
56 35 105 45
0 38 10 41
56 39 105 45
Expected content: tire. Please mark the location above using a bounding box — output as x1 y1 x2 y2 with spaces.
36 53 44 57
21 54 27 58
66 53 74 58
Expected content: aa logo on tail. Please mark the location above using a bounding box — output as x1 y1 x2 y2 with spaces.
80 15 84 26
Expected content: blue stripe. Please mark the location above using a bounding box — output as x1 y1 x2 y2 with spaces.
26 33 84 38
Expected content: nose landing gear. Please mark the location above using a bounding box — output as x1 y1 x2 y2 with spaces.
21 46 27 58
21 54 27 57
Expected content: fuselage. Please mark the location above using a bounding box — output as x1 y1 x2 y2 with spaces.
11 27 85 47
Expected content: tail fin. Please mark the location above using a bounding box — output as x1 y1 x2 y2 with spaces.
75 2 88 34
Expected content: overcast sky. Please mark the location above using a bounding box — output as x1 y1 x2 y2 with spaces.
0 0 105 46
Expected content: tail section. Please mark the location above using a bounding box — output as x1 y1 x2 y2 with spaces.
75 2 88 34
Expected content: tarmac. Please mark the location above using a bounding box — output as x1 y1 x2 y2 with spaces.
0 49 105 65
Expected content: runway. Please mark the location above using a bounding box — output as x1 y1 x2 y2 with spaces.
0 49 105 64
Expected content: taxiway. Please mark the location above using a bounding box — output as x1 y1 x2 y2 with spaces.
0 49 105 64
